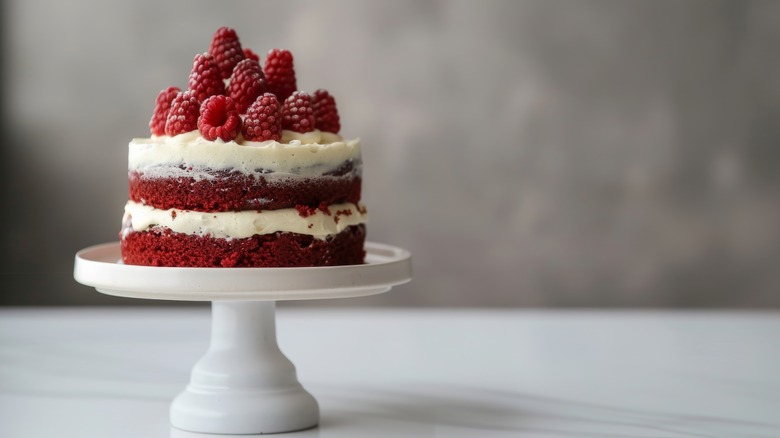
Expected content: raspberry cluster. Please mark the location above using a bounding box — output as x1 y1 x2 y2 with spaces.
147 27 342 142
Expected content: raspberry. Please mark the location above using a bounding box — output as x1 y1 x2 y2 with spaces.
264 49 297 102
281 91 315 133
228 59 267 113
243 47 260 62
208 27 245 79
165 90 200 136
312 89 341 134
243 93 282 142
149 86 181 136
198 95 242 142
188 53 225 103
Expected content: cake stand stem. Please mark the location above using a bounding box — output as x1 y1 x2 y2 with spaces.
170 300 319 434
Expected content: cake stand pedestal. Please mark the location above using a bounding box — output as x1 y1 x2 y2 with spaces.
73 242 412 435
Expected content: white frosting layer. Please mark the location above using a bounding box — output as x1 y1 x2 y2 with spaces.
122 201 367 240
129 130 361 179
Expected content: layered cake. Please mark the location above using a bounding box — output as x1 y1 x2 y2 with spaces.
120 27 367 267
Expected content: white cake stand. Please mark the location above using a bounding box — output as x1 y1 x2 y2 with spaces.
73 241 411 435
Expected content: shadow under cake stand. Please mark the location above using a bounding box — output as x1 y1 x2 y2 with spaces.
73 241 412 435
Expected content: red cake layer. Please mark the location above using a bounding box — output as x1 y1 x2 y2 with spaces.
129 171 361 212
121 225 366 267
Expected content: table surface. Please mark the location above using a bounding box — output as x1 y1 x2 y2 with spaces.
1 307 778 438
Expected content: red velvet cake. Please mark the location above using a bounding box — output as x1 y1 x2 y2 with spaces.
120 28 367 267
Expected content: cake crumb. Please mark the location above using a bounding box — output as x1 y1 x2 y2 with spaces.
295 205 317 218
318 202 331 216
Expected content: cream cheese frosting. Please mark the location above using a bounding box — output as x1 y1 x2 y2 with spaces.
122 201 367 240
129 129 361 178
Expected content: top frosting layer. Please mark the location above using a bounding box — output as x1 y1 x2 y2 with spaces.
130 129 361 177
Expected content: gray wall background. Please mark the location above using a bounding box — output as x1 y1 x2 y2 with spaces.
1 0 779 307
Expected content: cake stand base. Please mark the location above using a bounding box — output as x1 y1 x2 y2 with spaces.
171 300 317 434
74 241 411 435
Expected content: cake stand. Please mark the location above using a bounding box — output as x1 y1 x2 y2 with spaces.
73 241 412 435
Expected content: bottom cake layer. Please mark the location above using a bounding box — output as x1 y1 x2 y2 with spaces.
121 225 366 267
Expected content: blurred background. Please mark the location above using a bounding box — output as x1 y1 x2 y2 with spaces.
1 0 779 307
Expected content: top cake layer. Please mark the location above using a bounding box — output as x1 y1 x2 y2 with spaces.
128 129 362 212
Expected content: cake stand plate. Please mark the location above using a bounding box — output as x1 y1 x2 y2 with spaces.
73 241 411 435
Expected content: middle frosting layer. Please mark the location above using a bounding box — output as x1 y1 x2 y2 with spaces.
128 130 363 212
123 201 368 240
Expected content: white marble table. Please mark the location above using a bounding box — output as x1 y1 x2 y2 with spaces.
1 308 778 437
